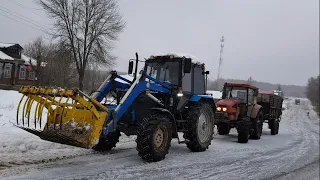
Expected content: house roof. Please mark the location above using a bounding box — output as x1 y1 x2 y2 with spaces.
0 51 14 60
0 42 23 49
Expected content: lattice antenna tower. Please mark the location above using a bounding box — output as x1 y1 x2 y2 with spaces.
216 36 225 89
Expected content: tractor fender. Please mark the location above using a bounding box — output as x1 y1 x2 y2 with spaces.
198 97 217 113
150 108 175 122
248 104 263 119
189 95 217 113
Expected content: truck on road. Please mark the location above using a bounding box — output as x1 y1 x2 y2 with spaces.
257 90 284 135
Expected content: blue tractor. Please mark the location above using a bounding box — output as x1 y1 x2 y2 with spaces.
16 53 217 162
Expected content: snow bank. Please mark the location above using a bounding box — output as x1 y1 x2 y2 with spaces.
0 89 137 167
0 90 88 165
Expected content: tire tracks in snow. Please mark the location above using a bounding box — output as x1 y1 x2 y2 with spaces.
3 100 319 180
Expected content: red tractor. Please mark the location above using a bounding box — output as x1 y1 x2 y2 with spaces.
214 83 264 143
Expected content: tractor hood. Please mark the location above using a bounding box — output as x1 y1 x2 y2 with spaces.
216 99 240 107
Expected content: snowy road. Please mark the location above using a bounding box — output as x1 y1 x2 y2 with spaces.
1 98 319 180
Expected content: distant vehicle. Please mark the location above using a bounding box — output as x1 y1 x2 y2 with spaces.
295 99 300 105
273 90 284 98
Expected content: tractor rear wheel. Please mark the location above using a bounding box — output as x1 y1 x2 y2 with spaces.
93 130 121 151
136 113 172 162
184 102 215 152
217 122 230 135
250 111 263 140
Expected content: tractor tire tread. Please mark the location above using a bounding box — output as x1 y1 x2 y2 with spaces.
136 113 172 162
93 130 121 152
184 102 214 152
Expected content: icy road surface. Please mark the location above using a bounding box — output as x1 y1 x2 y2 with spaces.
1 98 319 180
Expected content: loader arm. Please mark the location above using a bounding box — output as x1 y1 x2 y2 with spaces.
100 73 170 134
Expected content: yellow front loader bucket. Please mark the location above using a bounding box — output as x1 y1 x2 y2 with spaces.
16 86 109 149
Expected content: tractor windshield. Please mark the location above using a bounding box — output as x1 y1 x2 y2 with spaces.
145 61 179 85
224 86 247 103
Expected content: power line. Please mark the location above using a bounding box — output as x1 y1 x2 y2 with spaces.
8 0 46 17
0 11 50 40
0 5 48 33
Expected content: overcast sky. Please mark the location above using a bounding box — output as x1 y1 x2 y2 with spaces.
0 0 318 86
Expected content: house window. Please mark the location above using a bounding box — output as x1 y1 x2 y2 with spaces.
28 71 35 80
19 65 26 80
0 63 3 79
4 63 12 79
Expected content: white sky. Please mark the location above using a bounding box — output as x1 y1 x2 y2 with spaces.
0 0 319 86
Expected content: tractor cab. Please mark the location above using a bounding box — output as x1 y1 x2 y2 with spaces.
128 53 210 112
217 83 259 120
215 82 263 143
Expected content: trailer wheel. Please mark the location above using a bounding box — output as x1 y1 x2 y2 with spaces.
237 118 250 143
250 111 263 139
270 120 279 135
217 123 230 135
93 130 121 151
136 113 172 162
184 102 215 152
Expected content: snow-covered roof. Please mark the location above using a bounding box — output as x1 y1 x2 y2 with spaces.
0 51 14 60
150 52 201 64
21 54 47 67
0 43 16 48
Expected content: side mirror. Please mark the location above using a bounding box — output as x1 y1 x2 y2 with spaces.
128 61 134 74
184 58 192 73
203 71 210 75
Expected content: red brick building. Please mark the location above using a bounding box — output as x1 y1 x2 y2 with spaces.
0 43 37 89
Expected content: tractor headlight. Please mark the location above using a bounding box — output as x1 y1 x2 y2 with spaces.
222 107 227 112
177 87 183 97
216 107 221 111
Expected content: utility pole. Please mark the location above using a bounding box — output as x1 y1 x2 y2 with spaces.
216 36 225 90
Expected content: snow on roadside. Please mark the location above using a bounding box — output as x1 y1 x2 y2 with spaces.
0 89 134 167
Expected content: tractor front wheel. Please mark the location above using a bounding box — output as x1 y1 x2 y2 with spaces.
237 118 250 143
250 111 263 140
93 130 121 151
218 122 230 135
136 113 172 162
184 102 215 152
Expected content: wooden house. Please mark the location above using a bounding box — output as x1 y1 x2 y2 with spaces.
0 43 37 90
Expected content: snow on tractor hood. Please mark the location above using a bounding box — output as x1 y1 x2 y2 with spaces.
216 99 241 107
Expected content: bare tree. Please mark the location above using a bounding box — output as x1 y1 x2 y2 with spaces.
23 37 51 85
306 75 319 115
38 0 125 90
247 76 254 85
